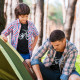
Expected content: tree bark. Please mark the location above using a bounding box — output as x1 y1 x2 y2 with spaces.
19 0 23 2
62 0 66 24
0 0 6 34
4 0 22 42
70 6 76 43
42 0 48 43
4 0 21 26
32 0 36 24
64 0 77 40
75 0 80 54
35 0 44 46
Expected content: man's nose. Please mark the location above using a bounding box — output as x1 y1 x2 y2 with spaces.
54 46 57 50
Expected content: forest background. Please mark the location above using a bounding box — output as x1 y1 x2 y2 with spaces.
0 0 80 74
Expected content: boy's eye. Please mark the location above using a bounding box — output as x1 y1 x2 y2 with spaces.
21 16 24 18
26 16 28 18
55 45 59 46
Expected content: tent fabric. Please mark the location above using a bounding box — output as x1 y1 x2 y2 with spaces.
0 36 33 80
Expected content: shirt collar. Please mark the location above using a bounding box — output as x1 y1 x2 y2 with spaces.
16 19 20 24
16 19 29 24
63 39 69 55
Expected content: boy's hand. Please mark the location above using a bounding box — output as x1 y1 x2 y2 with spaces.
3 36 8 42
30 44 35 51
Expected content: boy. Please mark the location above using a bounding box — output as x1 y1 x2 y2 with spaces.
1 3 38 60
31 30 80 80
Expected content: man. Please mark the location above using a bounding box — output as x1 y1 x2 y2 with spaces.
31 30 80 80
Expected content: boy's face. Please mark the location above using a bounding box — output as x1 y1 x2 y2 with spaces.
51 38 66 52
18 14 28 24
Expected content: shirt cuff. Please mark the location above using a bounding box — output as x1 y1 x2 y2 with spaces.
34 33 39 37
31 59 39 65
60 74 69 80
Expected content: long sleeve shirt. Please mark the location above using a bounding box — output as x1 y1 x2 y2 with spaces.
31 39 78 80
1 19 39 56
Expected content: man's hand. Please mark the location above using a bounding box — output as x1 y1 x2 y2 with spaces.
37 76 43 80
38 78 43 80
32 64 43 80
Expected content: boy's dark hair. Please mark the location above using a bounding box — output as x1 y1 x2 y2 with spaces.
15 3 30 18
49 30 65 42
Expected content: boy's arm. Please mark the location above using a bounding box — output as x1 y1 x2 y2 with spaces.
1 23 13 42
31 39 49 80
1 34 8 42
30 35 38 51
30 22 39 51
1 23 13 37
32 22 39 37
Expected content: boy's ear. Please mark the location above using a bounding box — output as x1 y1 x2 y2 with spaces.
63 38 66 42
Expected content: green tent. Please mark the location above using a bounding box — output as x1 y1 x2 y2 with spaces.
0 36 33 80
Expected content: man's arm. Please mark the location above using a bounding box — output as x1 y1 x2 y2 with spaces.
32 64 43 80
31 39 50 80
60 49 78 80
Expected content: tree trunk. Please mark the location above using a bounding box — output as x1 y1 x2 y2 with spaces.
4 0 22 42
62 0 66 24
75 0 80 54
4 0 21 26
19 0 23 2
32 0 36 24
42 0 48 43
35 0 44 47
64 0 77 40
0 0 6 34
70 6 76 43
70 20 76 43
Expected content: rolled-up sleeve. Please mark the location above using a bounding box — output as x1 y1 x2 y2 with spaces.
31 59 39 65
32 23 39 37
1 23 13 36
61 49 78 80
60 74 69 80
31 39 50 65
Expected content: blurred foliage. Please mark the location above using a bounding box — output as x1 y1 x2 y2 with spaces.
48 2 63 24
23 0 32 15
75 55 80 74
23 0 63 24
23 0 80 75
23 0 32 7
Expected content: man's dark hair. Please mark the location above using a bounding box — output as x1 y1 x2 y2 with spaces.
49 30 65 42
15 3 30 18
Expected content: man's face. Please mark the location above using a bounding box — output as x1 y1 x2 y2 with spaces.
51 38 66 52
18 14 28 24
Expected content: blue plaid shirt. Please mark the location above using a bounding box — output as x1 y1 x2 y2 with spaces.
31 38 78 80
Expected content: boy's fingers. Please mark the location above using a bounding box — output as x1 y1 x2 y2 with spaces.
3 37 8 42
